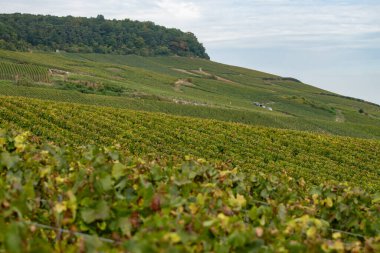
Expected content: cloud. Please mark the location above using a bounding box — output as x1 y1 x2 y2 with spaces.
187 0 380 50
156 0 200 20
2 0 379 50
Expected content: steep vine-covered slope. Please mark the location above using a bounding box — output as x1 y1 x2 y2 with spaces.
1 13 379 253
1 95 379 192
0 49 379 139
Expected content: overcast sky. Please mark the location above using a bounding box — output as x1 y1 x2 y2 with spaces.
1 0 380 104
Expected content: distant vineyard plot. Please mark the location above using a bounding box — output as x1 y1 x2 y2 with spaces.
0 62 50 82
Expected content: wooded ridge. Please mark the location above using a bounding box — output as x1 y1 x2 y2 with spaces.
0 13 209 58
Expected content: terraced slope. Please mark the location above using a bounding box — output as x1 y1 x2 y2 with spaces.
1 96 379 192
0 50 380 139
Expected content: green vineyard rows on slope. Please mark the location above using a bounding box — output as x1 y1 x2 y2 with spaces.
1 82 380 140
0 130 379 252
0 96 379 192
1 49 380 140
0 62 50 82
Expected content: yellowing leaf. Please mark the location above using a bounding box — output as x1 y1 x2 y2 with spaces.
14 132 29 152
306 227 316 238
0 137 6 147
164 232 181 244
67 190 77 220
372 193 380 204
217 213 230 229
219 170 231 177
54 202 67 214
229 194 246 210
332 232 342 239
112 163 125 180
55 176 66 183
97 221 107 231
312 194 319 204
39 166 52 178
189 203 198 215
333 241 345 252
196 193 205 206
197 158 206 163
325 197 333 208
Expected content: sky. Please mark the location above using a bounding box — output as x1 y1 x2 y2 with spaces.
1 0 380 105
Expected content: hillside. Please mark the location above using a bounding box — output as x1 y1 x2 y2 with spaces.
0 13 209 58
0 49 379 139
0 34 380 253
1 95 379 192
1 99 380 252
0 17 380 250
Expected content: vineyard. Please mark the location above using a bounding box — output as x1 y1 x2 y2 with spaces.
1 49 380 140
0 130 379 252
0 48 380 252
0 95 379 193
0 62 50 83
3 82 380 140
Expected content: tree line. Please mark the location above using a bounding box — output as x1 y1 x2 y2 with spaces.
0 13 209 59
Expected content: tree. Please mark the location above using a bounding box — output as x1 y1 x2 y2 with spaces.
0 13 210 59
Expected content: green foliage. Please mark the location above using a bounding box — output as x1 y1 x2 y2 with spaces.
0 13 209 59
0 17 379 252
1 49 380 139
0 62 50 83
0 96 379 193
0 130 379 252
53 80 126 96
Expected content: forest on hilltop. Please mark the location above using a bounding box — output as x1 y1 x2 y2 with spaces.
0 13 209 58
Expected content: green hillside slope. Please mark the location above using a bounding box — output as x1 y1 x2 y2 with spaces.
1 95 379 192
1 13 379 252
0 49 379 139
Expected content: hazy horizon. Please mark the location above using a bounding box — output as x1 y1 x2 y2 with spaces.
1 0 379 105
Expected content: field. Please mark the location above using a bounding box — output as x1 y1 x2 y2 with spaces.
0 49 380 252
0 95 379 192
0 122 379 252
0 50 379 139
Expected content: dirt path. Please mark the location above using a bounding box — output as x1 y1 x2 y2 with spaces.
174 79 195 92
172 68 201 77
335 109 345 123
191 69 236 84
172 68 237 85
